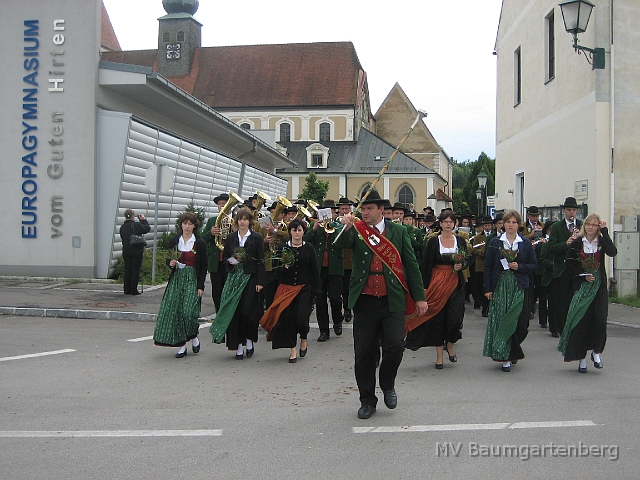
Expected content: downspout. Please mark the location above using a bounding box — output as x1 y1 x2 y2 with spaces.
237 139 257 197
609 0 615 284
238 139 258 160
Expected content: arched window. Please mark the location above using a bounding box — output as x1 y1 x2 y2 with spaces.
279 123 291 142
319 122 331 142
240 123 251 130
162 32 170 43
358 183 378 200
177 31 185 42
398 185 414 207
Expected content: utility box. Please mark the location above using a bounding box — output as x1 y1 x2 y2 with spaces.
614 232 640 270
615 270 638 298
621 215 638 232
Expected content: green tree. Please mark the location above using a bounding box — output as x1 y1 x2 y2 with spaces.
452 152 495 216
174 200 208 234
298 172 329 204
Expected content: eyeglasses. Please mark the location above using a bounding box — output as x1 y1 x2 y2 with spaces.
584 223 599 227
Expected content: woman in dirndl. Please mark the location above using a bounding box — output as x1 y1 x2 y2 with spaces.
260 219 321 363
558 214 617 373
405 210 467 369
483 210 537 372
209 207 265 359
153 212 208 358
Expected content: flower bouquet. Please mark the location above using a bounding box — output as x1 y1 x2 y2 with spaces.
446 247 470 271
272 246 298 268
501 248 518 262
581 255 600 275
232 247 247 263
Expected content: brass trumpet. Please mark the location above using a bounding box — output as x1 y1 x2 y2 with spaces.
214 191 243 250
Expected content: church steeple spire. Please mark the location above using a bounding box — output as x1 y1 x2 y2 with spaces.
157 0 202 77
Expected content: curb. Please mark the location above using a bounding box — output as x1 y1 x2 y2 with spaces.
0 307 217 323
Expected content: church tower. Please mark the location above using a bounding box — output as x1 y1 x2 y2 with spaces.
157 0 202 77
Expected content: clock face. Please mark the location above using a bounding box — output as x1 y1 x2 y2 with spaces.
166 43 181 60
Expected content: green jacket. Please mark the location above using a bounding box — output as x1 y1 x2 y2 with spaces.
304 225 345 276
201 216 221 273
547 219 582 279
334 220 426 312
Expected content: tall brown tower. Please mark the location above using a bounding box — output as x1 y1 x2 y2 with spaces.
157 0 201 77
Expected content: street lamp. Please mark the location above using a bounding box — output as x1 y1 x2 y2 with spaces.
476 170 488 217
559 0 605 69
476 188 483 217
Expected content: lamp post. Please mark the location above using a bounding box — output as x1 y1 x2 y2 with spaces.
476 188 483 217
476 169 488 217
559 0 605 69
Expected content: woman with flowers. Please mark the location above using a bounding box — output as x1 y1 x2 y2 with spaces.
209 207 265 359
406 210 469 369
558 214 616 372
483 210 537 372
259 219 321 363
153 212 208 358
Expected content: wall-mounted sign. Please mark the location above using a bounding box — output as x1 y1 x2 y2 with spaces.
574 180 588 200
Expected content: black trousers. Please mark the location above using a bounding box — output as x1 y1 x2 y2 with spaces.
473 271 489 314
537 283 549 326
209 264 227 313
123 253 143 295
317 267 343 334
342 269 352 313
353 295 405 408
263 270 279 310
548 272 572 335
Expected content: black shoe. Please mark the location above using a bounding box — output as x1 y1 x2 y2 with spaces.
317 332 329 342
448 354 457 363
192 339 200 354
481 312 488 318
578 365 588 373
289 357 297 363
131 291 141 296
591 352 603 369
246 347 254 358
175 349 187 358
551 332 559 338
383 389 397 409
235 353 244 360
300 347 307 358
333 323 343 336
435 363 444 370
529 312 535 320
357 405 376 419
474 305 481 310
502 365 511 372
344 310 352 323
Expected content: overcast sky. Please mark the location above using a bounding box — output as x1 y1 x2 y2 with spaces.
103 0 502 163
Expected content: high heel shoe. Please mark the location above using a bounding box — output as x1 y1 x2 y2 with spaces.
448 353 457 363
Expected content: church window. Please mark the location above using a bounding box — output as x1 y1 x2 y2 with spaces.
279 123 291 142
319 122 331 142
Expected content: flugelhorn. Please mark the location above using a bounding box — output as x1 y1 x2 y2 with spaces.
214 191 243 250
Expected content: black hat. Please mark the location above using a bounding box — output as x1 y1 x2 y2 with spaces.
424 214 436 223
321 199 338 209
360 190 388 206
285 206 298 213
213 193 230 204
242 199 256 211
561 197 579 208
416 213 426 220
493 213 504 223
294 199 306 205
392 202 408 213
479 215 493 225
423 206 434 213
527 205 540 215
405 210 416 218
381 198 393 209
267 201 278 211
336 197 352 206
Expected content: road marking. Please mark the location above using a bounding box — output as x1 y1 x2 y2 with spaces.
0 349 76 362
353 420 596 434
127 323 212 342
0 430 222 438
609 320 640 329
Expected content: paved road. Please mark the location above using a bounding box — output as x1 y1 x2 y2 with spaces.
1 279 639 479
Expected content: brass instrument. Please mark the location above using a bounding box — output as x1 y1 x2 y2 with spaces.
324 216 344 234
294 205 313 223
214 191 243 250
253 190 270 221
269 196 293 253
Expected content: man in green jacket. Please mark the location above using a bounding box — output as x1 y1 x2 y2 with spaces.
201 193 229 313
336 191 427 420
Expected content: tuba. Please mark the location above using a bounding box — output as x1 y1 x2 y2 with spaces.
253 191 271 221
214 191 243 250
269 196 292 253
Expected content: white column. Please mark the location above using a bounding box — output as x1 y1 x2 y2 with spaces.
383 177 390 200
339 175 346 197
291 176 300 198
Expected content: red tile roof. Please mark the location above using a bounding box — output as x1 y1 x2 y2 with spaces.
101 2 121 52
102 42 363 109
436 188 454 202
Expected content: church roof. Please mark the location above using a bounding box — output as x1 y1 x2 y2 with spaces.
101 41 364 109
275 129 436 175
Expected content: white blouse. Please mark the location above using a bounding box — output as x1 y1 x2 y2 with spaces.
499 232 522 251
178 234 196 252
582 236 599 254
439 236 457 254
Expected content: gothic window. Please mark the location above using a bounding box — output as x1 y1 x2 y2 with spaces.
398 184 414 206
177 31 185 42
162 32 170 43
358 183 378 200
279 123 291 142
319 122 331 142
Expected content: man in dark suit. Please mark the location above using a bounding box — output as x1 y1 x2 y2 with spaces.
304 199 344 341
201 193 230 313
547 197 582 337
336 191 428 419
